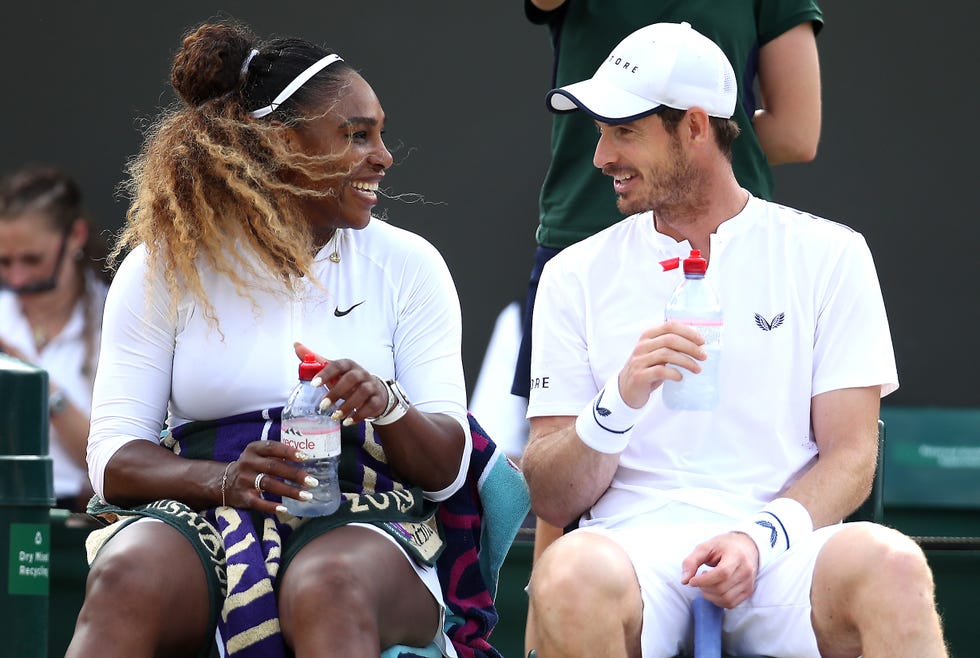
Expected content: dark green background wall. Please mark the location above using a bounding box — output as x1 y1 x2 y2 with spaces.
2 3 977 406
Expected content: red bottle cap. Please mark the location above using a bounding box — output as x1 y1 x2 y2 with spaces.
660 250 707 274
683 249 707 275
298 353 325 381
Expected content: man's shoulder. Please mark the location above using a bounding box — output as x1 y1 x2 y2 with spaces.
750 197 861 241
552 213 647 263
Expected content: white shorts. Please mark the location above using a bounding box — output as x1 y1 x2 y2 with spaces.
578 503 846 658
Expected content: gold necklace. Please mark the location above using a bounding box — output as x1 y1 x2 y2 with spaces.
33 325 49 350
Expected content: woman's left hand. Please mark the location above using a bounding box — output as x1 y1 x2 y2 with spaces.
293 342 389 426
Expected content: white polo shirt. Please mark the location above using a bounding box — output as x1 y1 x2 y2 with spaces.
527 194 898 526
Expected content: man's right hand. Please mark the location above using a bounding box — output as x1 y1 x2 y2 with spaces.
618 320 708 408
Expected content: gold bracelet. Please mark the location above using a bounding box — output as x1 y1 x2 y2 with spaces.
220 461 236 507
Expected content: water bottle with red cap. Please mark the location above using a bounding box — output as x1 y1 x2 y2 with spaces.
659 249 723 410
280 353 342 516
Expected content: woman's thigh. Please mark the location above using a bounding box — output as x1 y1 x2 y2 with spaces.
278 524 440 649
79 519 212 655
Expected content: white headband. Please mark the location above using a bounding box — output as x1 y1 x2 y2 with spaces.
249 53 344 119
240 48 259 80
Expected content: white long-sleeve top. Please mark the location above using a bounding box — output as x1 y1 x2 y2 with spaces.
87 218 469 500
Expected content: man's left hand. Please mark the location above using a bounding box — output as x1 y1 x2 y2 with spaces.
681 531 760 608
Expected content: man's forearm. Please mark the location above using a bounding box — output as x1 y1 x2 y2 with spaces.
522 419 619 527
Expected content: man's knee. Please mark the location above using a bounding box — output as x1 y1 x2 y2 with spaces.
529 530 639 612
823 523 931 583
815 521 936 615
812 523 948 656
529 530 643 656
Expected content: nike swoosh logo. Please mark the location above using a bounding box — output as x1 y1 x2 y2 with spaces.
334 301 365 317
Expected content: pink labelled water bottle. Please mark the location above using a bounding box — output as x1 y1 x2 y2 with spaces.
660 249 723 411
280 354 342 516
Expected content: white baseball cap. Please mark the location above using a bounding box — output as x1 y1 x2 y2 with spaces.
546 22 737 123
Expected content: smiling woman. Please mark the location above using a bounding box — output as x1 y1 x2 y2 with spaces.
67 18 475 658
279 73 393 243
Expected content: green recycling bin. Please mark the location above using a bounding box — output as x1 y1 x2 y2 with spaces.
1 354 54 658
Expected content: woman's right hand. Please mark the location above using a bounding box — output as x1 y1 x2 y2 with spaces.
222 440 320 514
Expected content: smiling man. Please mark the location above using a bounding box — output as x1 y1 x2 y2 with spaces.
521 22 947 658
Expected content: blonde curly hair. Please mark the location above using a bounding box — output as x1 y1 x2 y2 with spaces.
112 21 356 325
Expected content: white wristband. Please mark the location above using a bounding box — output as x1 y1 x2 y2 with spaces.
574 374 643 454
736 497 813 570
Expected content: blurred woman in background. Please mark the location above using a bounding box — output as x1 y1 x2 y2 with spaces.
0 165 111 511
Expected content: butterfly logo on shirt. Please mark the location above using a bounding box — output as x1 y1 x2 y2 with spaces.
755 312 785 331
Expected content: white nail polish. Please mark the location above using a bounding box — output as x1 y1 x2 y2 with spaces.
310 376 323 388
275 505 288 513
299 491 314 501
304 476 319 487
343 417 354 426
330 410 343 421
296 451 310 460
319 398 333 413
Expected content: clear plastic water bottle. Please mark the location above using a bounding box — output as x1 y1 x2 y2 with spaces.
280 354 342 516
660 249 723 410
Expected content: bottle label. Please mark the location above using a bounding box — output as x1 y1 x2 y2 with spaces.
671 319 723 345
281 420 341 459
696 322 722 345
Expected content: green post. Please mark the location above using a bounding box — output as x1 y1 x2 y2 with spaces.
0 354 54 658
